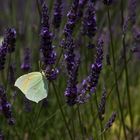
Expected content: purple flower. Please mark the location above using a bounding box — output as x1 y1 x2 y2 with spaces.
0 85 15 125
4 28 16 53
128 0 136 25
98 88 107 121
53 0 62 29
64 0 79 37
0 130 4 140
104 112 117 131
21 48 31 71
0 28 16 71
0 42 7 71
41 3 49 29
77 37 103 103
64 37 80 105
40 3 58 80
82 1 97 38
44 66 59 80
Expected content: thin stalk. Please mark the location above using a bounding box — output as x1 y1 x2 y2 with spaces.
71 107 76 140
106 6 127 139
52 81 73 140
77 105 85 140
30 103 43 139
120 0 134 139
94 92 105 140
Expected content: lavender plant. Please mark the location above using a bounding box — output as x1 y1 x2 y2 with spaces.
0 0 139 139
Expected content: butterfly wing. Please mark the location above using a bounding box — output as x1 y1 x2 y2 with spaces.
25 76 48 103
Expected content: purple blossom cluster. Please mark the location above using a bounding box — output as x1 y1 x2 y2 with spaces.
64 37 80 105
76 37 104 104
21 48 31 71
128 0 136 25
104 112 117 131
0 28 16 71
64 0 79 37
40 3 58 80
0 85 15 125
98 88 107 121
82 1 97 38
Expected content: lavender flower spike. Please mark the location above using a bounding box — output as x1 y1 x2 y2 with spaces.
0 42 7 71
76 37 103 104
4 28 16 53
21 48 31 71
98 88 107 121
0 84 15 125
64 0 79 37
104 112 117 131
40 3 58 80
53 0 62 29
0 28 16 71
82 1 97 38
64 37 80 105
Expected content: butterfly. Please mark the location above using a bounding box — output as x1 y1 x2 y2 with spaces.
14 72 48 103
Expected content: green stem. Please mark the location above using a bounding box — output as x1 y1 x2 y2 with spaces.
120 0 134 139
52 82 73 140
106 6 127 140
30 103 43 139
77 105 85 140
94 92 105 140
71 107 76 140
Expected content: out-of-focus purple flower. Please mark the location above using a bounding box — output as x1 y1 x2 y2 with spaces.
21 48 31 71
77 0 87 18
53 0 62 29
128 0 137 25
0 42 7 71
98 88 107 121
132 25 140 42
82 1 97 38
103 0 113 5
40 3 58 80
0 28 16 71
4 28 16 53
0 85 15 125
0 130 4 140
64 0 79 37
8 64 16 86
41 3 49 29
104 112 117 131
64 37 80 106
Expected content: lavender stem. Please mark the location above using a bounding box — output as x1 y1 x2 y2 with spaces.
106 6 127 140
52 81 73 140
120 0 134 139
